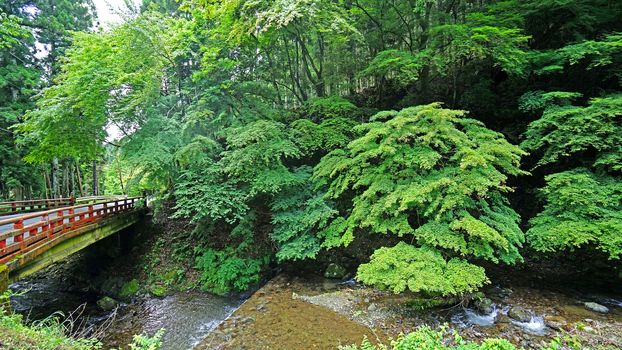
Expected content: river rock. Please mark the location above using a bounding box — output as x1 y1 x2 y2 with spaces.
474 297 494 314
100 276 125 297
584 302 609 314
96 296 119 311
508 306 531 322
324 263 347 279
544 315 567 331
488 286 513 299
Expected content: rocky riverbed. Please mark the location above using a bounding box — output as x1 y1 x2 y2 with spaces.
194 273 622 350
8 238 622 350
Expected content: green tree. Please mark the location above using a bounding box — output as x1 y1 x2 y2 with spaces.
522 95 622 259
315 103 526 295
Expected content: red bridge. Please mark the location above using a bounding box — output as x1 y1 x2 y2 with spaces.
0 196 146 291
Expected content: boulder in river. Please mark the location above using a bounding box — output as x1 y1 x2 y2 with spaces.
544 315 567 331
474 297 494 314
584 302 609 314
97 296 119 311
324 263 347 279
508 306 531 322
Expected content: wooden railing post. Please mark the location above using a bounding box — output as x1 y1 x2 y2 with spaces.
14 219 24 249
88 204 94 222
43 214 52 240
57 209 64 233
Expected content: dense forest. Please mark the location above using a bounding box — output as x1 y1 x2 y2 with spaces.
1 0 621 305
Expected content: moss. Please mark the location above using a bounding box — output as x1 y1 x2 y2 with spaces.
405 297 457 311
119 279 140 298
150 285 167 297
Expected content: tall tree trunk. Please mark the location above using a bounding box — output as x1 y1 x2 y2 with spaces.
51 158 59 198
76 160 85 197
43 167 52 199
116 159 126 194
92 160 98 196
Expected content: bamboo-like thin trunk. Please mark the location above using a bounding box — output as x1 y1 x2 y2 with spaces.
76 160 84 197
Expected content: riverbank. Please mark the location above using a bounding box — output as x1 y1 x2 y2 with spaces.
194 272 622 350
8 262 622 350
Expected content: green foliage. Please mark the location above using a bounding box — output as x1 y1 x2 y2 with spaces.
173 163 249 224
119 279 141 299
270 166 336 261
127 329 164 350
300 96 361 121
0 309 101 350
527 169 622 259
530 33 622 76
0 12 28 49
361 49 426 86
316 104 525 257
518 91 582 113
20 10 191 165
195 247 269 295
291 117 358 157
357 242 488 296
9 0 622 298
340 325 518 350
431 15 530 76
522 94 622 171
523 94 622 259
315 104 526 295
220 120 301 195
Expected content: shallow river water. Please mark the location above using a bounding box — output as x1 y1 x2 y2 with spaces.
10 276 241 350
9 260 622 350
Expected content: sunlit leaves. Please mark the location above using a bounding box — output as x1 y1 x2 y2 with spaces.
315 103 526 294
361 50 427 87
270 166 336 261
522 94 622 170
357 242 489 296
527 170 622 259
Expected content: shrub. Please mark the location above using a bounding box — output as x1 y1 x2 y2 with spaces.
195 247 269 295
340 326 517 350
315 103 526 295
127 329 164 350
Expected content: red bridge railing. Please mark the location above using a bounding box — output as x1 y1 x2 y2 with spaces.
0 197 143 265
0 196 128 216
0 197 76 216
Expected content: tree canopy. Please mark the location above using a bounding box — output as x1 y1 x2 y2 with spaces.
4 0 622 296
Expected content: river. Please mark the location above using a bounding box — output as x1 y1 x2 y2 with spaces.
8 250 622 350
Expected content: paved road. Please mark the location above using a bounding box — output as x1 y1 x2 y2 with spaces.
0 204 104 244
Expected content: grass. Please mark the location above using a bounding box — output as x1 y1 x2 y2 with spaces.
0 310 100 350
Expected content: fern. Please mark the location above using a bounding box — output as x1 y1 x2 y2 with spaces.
270 166 337 262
